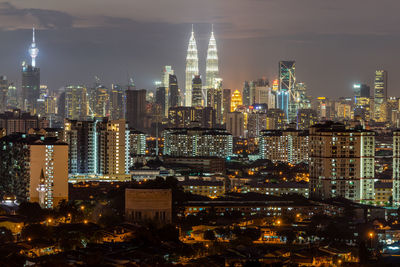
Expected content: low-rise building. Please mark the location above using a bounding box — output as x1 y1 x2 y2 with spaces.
180 180 225 198
374 181 392 206
125 188 172 224
242 182 309 198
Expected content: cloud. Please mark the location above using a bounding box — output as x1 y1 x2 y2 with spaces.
0 2 74 30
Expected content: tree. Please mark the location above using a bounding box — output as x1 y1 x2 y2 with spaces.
18 202 45 223
21 224 51 241
0 227 13 243
203 230 216 241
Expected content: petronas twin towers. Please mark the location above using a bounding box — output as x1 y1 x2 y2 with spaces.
184 25 219 107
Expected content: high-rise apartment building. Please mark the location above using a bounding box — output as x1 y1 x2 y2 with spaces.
0 134 68 208
125 129 147 173
259 129 309 164
125 88 146 131
374 70 388 122
191 75 203 107
163 128 232 158
309 122 375 202
98 119 126 175
185 26 199 107
65 118 128 178
64 119 99 175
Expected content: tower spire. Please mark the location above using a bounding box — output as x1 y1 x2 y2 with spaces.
29 27 39 67
205 24 219 90
185 25 199 107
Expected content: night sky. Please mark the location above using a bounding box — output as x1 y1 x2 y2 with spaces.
0 0 399 97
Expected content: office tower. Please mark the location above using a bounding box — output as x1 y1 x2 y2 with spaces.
163 128 233 157
191 75 203 107
90 85 109 118
249 81 256 105
44 95 57 116
296 109 317 130
374 70 388 122
98 119 126 175
278 61 296 121
247 112 268 138
155 86 166 118
206 26 219 89
0 134 68 208
266 108 286 130
207 78 223 124
110 84 125 120
161 66 174 116
243 81 250 106
353 83 370 100
21 62 40 114
353 84 371 121
7 83 18 109
169 74 180 108
334 100 352 120
230 90 242 112
226 112 244 138
309 122 375 202
0 109 40 135
125 88 146 131
259 129 309 164
314 97 334 121
393 130 400 206
0 76 8 113
295 82 311 109
185 26 199 107
64 119 99 175
65 85 88 120
272 79 279 92
223 89 231 123
168 106 216 129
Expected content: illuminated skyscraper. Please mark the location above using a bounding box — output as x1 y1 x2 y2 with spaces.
278 61 296 121
230 90 242 112
0 76 8 113
162 66 174 116
374 70 388 122
205 25 219 105
191 75 203 107
169 74 180 108
21 62 40 114
29 28 39 68
185 25 199 107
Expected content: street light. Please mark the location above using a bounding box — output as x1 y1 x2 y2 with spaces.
276 219 281 226
369 232 374 248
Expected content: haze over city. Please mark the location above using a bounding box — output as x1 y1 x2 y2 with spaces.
0 0 400 96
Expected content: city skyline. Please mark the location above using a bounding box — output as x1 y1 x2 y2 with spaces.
0 1 399 97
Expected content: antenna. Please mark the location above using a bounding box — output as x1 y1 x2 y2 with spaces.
211 24 214 33
191 24 194 33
